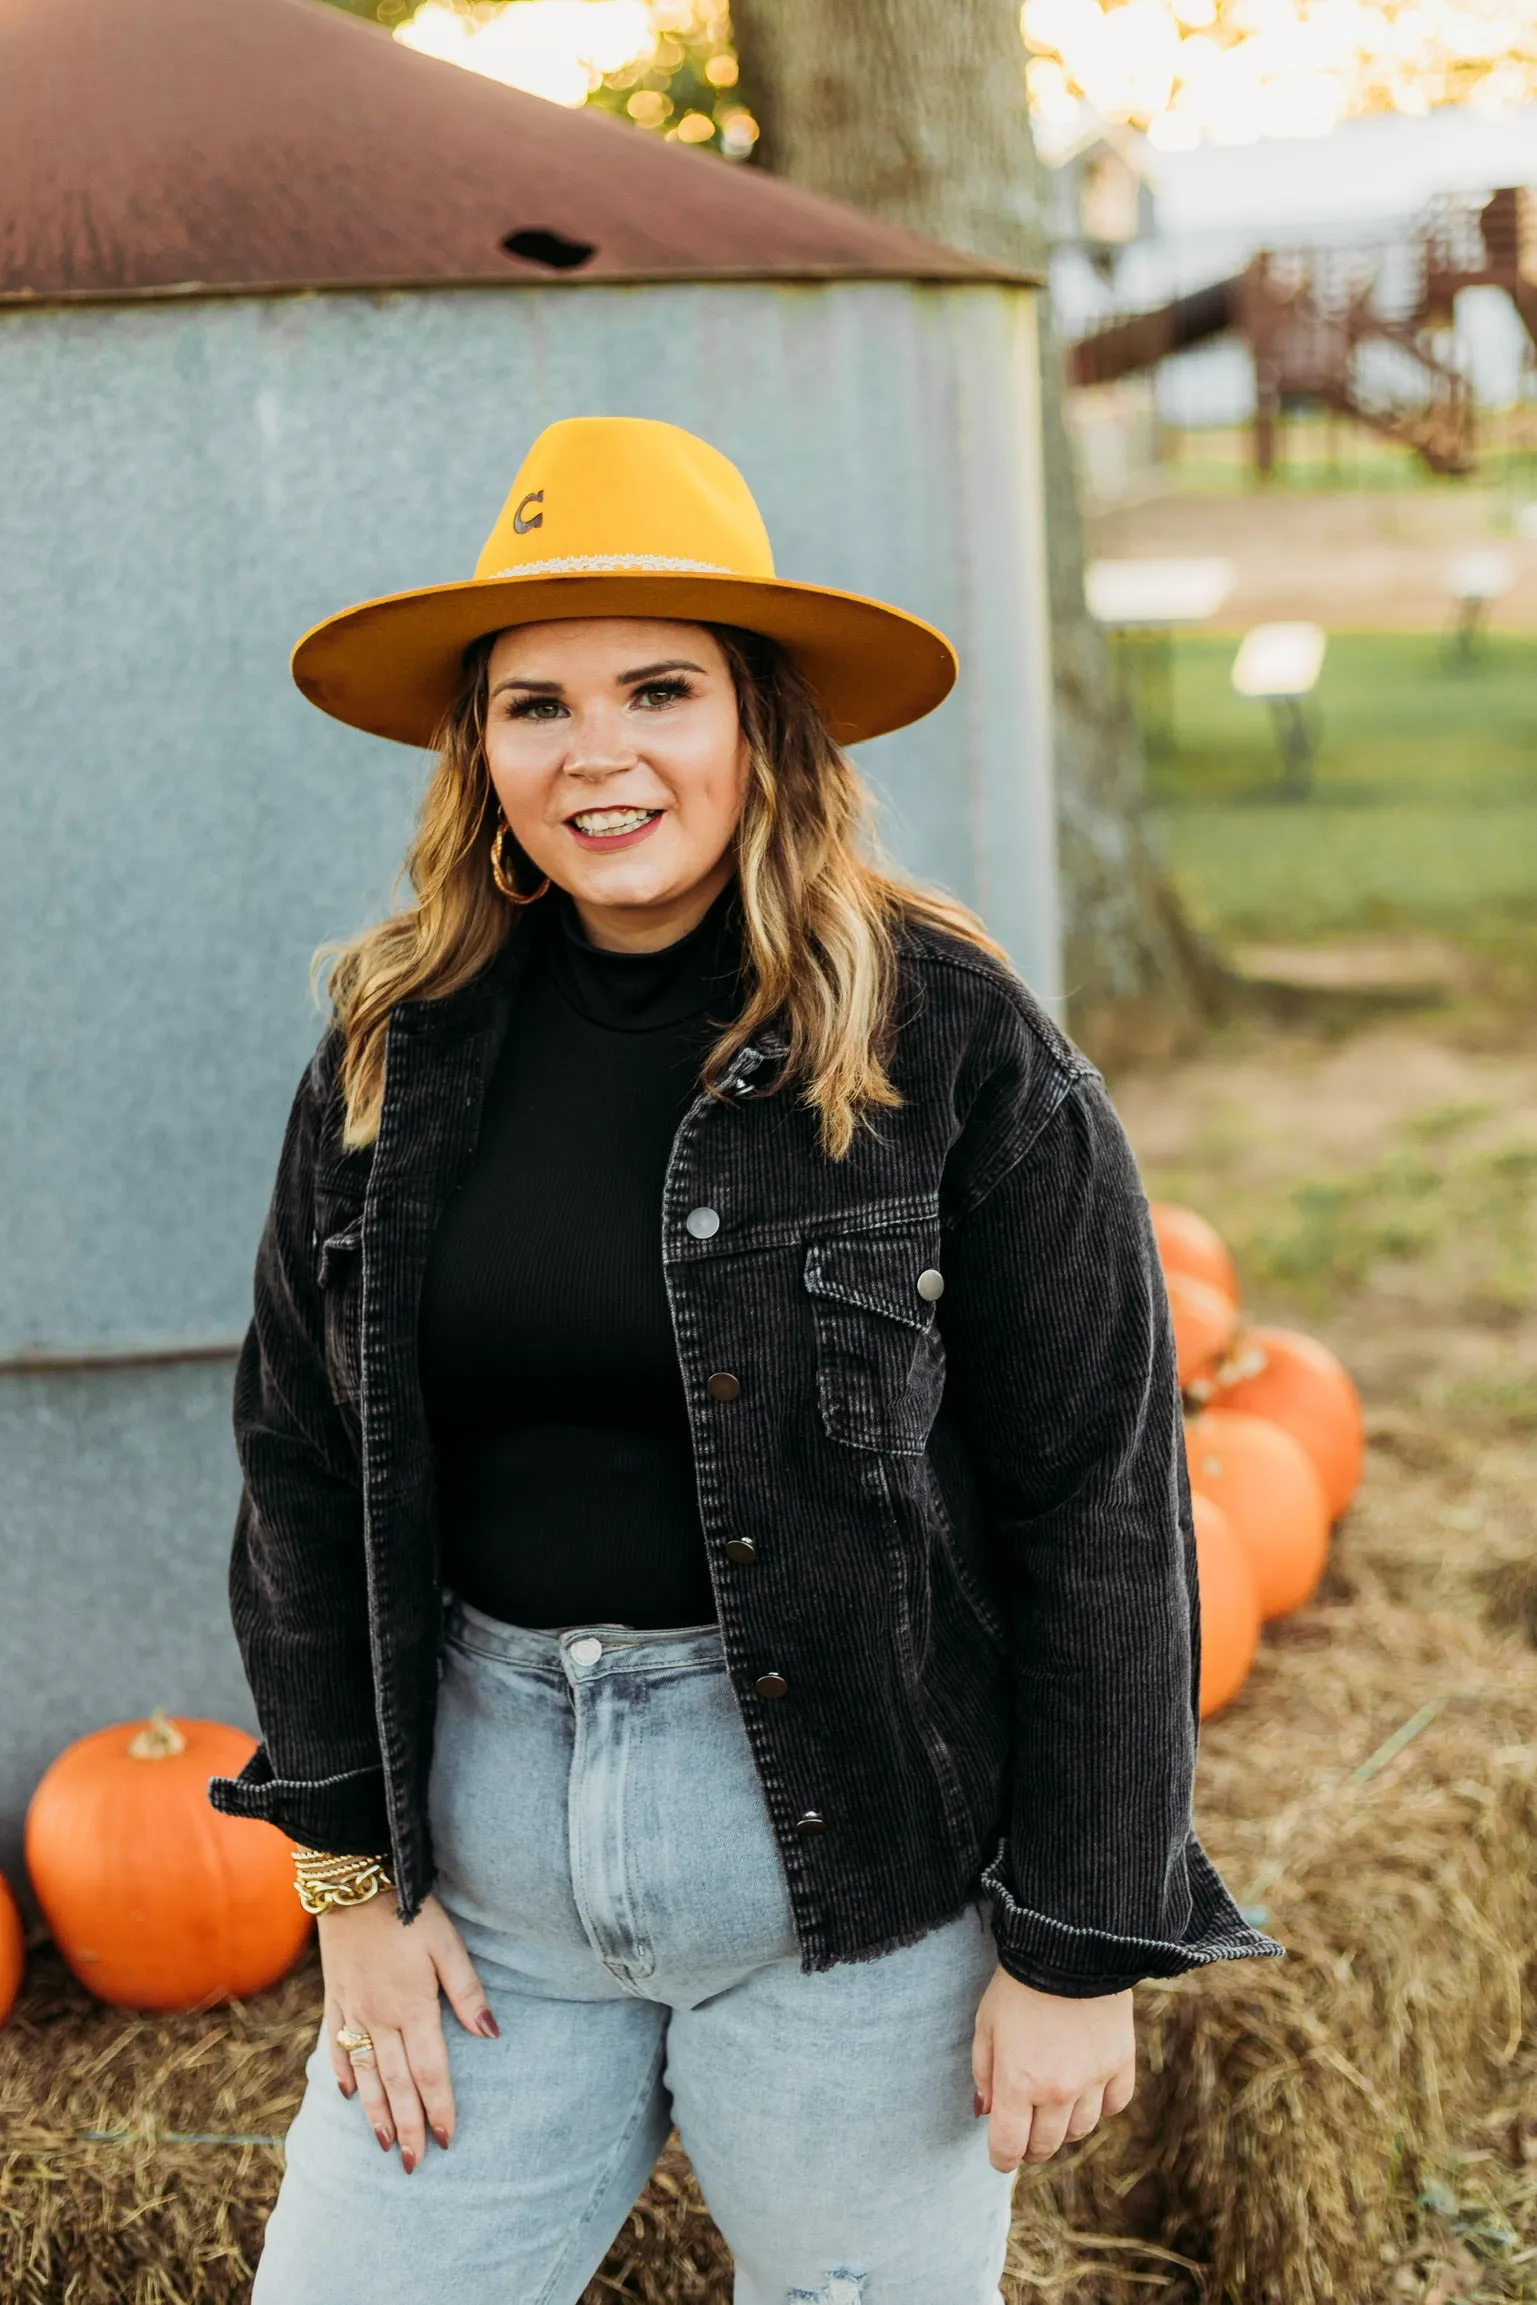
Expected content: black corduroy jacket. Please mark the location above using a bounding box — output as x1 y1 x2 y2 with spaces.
210 916 1280 1995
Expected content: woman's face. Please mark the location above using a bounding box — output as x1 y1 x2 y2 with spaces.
483 617 749 951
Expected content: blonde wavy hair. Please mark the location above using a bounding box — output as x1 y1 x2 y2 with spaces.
320 623 1003 1159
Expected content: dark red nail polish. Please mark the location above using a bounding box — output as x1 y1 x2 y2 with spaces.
375 2126 392 2152
973 2089 984 2118
401 2147 417 2175
475 2008 500 2039
432 2124 451 2151
338 2080 352 2099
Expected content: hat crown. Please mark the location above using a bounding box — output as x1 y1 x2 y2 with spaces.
474 417 776 587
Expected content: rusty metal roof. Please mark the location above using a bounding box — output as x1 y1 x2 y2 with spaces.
0 0 1034 301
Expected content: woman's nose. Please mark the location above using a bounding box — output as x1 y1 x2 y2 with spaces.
565 745 640 781
561 707 641 779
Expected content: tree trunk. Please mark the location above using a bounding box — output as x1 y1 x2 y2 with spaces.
730 0 1217 1056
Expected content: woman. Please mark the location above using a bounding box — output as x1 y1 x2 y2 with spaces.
213 416 1278 2302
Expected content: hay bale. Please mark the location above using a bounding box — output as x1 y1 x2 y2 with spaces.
1008 1543 1537 2304
582 2147 729 2302
0 1951 310 2302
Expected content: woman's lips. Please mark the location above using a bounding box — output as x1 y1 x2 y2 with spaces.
564 810 663 852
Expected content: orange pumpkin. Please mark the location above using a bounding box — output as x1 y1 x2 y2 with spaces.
1186 1409 1330 1621
0 1871 23 2024
1192 1494 1260 1718
1150 1202 1239 1307
26 1712 312 2011
1167 1271 1241 1392
1200 1327 1365 1520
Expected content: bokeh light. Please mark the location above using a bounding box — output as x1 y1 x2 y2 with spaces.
397 0 654 105
395 0 757 151
395 0 1537 150
1021 0 1537 147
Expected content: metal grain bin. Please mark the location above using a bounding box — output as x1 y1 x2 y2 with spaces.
0 0 1054 1873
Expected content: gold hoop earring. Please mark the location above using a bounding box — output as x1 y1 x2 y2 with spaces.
491 818 551 907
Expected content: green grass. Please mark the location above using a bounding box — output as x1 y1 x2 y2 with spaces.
1237 1132 1537 1319
1145 630 1537 942
1145 1095 1537 1325
1156 416 1537 495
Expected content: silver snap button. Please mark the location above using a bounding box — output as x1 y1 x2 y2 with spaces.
916 1268 945 1302
685 1206 721 1239
569 1636 603 1666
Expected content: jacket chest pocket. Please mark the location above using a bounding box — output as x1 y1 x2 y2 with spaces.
316 1220 363 1406
803 1232 945 1456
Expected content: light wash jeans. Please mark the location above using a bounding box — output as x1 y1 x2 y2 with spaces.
255 1599 1013 2303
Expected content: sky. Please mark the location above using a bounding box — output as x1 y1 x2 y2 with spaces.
393 0 1537 150
398 0 656 110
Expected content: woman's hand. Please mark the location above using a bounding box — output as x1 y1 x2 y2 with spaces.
321 1891 499 2171
971 1970 1135 2172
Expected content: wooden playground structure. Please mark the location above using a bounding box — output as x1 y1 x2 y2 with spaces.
1070 185 1537 478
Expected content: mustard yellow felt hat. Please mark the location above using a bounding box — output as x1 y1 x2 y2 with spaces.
292 417 957 748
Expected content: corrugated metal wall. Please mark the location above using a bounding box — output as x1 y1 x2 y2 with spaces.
0 277 1055 1873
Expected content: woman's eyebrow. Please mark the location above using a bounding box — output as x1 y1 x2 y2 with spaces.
619 658 707 682
489 659 706 699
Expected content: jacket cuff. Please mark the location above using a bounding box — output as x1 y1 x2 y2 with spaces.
982 1834 1284 1997
208 1743 392 1857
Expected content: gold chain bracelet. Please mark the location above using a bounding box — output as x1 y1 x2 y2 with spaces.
291 1846 395 1917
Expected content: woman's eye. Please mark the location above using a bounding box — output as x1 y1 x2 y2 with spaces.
633 679 692 709
506 695 567 721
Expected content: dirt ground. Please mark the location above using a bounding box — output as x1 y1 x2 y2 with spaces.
1114 990 1537 1499
1084 485 1537 632
3 978 1535 2302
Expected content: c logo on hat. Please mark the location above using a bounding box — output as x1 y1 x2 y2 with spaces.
513 490 545 534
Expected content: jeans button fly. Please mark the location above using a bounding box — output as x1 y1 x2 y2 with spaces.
569 1637 603 1666
706 1371 741 1401
754 1671 788 1699
685 1206 721 1240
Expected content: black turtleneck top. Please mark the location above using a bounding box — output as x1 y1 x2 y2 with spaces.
417 885 743 1630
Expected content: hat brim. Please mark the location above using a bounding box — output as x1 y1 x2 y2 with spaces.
291 571 957 749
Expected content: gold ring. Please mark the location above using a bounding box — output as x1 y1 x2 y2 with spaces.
335 2025 375 2059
